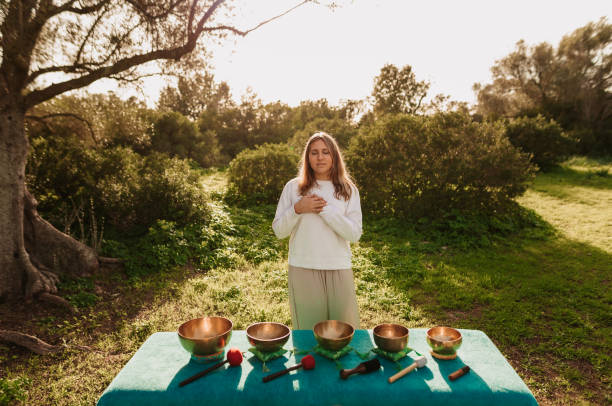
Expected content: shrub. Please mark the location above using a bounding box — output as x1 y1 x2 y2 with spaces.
504 115 574 170
151 111 222 168
27 136 209 234
288 117 357 152
346 112 535 219
132 152 210 226
227 143 300 205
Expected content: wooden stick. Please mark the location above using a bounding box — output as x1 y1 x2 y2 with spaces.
263 364 302 383
449 365 470 381
388 363 418 383
179 360 228 387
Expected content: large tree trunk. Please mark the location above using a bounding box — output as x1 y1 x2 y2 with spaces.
0 105 99 302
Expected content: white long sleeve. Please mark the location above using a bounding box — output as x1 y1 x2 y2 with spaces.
272 182 302 239
318 186 362 243
272 178 362 270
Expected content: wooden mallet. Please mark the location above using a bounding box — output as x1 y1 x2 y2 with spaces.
262 355 315 383
339 358 381 379
388 355 427 384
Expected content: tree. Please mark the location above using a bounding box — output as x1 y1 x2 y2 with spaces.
474 18 611 153
0 0 316 351
372 64 430 116
150 111 221 167
158 71 233 120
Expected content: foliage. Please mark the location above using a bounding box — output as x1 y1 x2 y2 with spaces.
150 111 222 168
372 64 430 116
288 116 357 151
196 95 358 160
103 217 231 277
474 18 612 154
101 202 283 277
226 143 300 205
504 115 574 170
27 93 155 152
0 376 29 406
157 72 234 120
26 136 209 233
346 112 536 219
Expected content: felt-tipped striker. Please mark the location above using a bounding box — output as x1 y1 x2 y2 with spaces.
340 358 381 379
262 355 315 383
388 355 427 384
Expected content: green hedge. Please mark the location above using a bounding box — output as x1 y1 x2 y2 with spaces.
504 115 574 170
227 143 300 205
346 112 536 218
27 135 209 234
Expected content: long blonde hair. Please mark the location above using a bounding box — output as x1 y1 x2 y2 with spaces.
298 132 354 201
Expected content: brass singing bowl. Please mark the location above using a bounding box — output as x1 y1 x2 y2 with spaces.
246 322 291 353
373 323 409 353
177 316 233 356
426 326 462 355
313 320 354 351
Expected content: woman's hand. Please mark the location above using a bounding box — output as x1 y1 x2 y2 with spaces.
294 194 327 214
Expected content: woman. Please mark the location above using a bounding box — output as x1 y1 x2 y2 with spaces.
272 132 362 330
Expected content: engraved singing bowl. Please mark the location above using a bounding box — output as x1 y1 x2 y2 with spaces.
313 320 354 351
426 326 462 356
177 316 233 356
246 322 291 353
373 323 409 353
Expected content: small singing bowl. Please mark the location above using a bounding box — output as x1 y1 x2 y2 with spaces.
426 326 462 356
246 322 291 353
177 316 233 356
313 320 355 351
373 323 409 353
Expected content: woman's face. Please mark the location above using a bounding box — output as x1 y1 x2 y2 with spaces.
308 139 333 180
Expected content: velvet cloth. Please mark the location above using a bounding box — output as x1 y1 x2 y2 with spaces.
97 329 538 406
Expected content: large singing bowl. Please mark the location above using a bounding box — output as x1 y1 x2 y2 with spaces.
177 316 233 356
373 323 409 353
246 322 291 353
313 320 354 352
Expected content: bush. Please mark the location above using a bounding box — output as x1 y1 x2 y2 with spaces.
150 111 222 168
27 135 209 234
227 143 300 205
346 112 535 219
504 115 574 170
288 117 357 152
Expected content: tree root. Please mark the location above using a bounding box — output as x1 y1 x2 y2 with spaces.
98 257 123 264
38 292 76 314
23 190 99 279
0 330 61 355
0 330 103 355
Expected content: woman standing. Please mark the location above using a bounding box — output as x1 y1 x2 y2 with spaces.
272 132 362 330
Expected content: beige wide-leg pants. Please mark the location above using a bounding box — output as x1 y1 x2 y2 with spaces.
288 265 361 330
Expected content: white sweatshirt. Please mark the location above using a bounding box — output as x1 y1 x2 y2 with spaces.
272 178 362 270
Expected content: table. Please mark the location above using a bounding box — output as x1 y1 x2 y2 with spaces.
97 329 538 405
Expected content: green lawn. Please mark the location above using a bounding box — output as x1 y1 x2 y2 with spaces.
0 157 610 405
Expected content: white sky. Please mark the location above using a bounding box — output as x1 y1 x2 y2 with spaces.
90 0 610 108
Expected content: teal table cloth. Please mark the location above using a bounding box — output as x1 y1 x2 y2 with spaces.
97 329 538 405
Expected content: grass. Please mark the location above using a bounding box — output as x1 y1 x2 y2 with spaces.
1 156 611 405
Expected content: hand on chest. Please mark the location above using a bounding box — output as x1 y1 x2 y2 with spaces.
303 186 346 213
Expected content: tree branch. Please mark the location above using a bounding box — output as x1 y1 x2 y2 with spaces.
125 0 187 20
23 0 312 109
74 7 109 66
25 113 98 144
202 0 311 36
51 0 110 16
